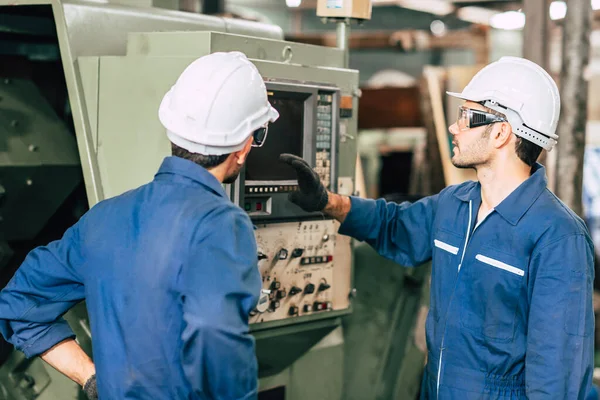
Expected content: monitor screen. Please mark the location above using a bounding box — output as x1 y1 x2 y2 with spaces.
245 94 305 181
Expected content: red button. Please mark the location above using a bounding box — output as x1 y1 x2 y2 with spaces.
256 203 262 211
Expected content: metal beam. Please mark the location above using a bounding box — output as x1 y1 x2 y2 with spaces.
286 26 489 63
523 0 552 69
554 0 592 216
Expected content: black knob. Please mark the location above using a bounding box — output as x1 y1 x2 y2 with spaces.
277 249 288 260
270 280 281 290
276 289 287 299
291 248 304 258
318 283 331 292
303 304 311 313
304 283 315 294
289 286 302 296
288 306 299 316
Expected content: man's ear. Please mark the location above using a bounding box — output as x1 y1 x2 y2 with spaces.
494 121 513 149
235 136 254 165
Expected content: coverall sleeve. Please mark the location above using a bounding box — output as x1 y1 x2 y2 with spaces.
0 224 85 358
526 233 594 399
338 194 439 266
179 206 261 400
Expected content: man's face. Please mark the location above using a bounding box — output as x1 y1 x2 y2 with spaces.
448 101 495 169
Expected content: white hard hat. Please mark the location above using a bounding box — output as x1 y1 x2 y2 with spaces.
447 56 560 151
159 51 279 155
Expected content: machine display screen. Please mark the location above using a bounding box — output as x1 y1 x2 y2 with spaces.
245 95 305 181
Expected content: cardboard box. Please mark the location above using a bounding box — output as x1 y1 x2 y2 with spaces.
316 0 372 20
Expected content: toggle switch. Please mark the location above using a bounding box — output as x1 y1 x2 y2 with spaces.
318 283 331 292
288 306 299 316
289 286 302 296
257 252 268 261
276 289 287 299
277 249 289 260
270 280 281 291
291 248 304 258
270 300 280 310
304 283 315 294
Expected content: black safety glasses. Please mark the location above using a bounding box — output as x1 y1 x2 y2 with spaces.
457 106 507 131
251 124 269 148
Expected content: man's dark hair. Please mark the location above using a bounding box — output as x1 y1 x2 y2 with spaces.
483 105 542 167
171 143 230 169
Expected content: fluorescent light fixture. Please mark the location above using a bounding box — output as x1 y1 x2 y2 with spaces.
394 0 454 16
286 0 301 7
490 10 525 30
593 0 600 10
549 1 567 20
456 6 498 25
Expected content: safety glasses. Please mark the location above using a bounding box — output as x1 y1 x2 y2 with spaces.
457 106 507 131
251 124 269 148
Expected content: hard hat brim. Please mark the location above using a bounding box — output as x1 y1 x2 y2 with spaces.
446 91 483 103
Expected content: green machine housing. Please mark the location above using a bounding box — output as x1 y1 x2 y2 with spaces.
0 1 361 399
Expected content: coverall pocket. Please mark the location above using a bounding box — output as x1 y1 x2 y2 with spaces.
460 247 525 341
564 270 593 337
431 229 464 323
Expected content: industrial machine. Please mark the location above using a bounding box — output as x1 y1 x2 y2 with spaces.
0 0 361 399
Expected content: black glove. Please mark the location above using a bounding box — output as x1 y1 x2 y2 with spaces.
83 374 98 400
279 153 328 212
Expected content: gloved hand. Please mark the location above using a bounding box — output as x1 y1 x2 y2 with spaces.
83 374 98 400
279 153 328 212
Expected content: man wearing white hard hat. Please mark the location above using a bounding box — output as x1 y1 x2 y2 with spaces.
0 51 278 399
281 56 594 398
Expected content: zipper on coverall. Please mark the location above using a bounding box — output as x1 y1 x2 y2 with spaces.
436 200 472 397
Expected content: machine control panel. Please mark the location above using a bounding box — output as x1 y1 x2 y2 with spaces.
250 219 351 324
315 92 335 189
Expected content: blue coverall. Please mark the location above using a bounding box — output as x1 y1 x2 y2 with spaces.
0 156 261 399
339 163 595 399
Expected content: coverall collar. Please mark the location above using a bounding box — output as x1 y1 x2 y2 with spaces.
453 163 548 226
155 156 229 199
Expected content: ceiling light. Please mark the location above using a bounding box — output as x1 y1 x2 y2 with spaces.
549 1 567 20
286 0 301 7
490 10 526 30
395 0 454 16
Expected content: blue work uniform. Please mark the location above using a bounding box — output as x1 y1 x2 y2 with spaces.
340 163 594 399
0 156 261 399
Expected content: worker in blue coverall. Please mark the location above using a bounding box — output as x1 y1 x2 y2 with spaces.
281 56 595 399
0 51 279 399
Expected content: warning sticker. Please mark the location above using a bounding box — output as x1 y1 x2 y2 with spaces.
326 0 343 9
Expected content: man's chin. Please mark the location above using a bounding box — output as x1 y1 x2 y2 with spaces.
223 173 240 184
451 158 471 169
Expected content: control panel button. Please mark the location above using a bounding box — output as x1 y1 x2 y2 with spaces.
303 304 311 313
291 248 304 258
289 286 302 296
256 290 270 313
288 306 299 316
277 249 288 260
304 283 315 294
257 252 268 261
270 300 280 310
270 280 281 291
276 289 287 299
318 283 331 292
